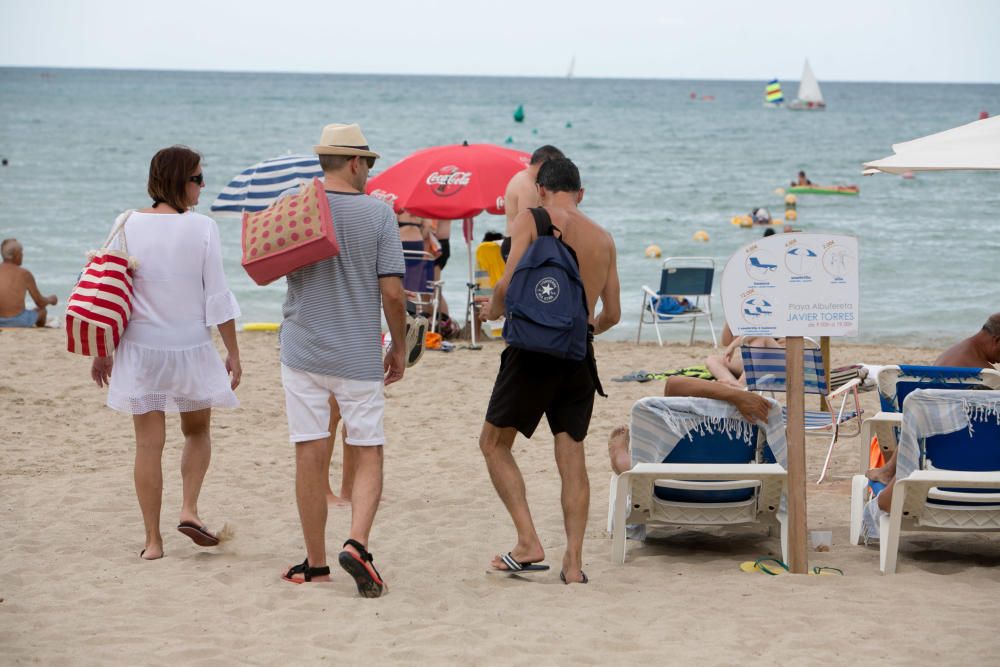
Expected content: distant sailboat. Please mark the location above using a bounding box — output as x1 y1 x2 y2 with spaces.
567 56 575 79
764 78 784 108
788 59 825 110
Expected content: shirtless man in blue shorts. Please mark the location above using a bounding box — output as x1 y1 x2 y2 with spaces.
0 239 57 327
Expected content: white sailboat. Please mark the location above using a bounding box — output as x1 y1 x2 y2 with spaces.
567 55 575 79
788 59 825 110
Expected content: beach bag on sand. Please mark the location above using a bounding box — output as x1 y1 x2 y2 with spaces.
241 178 339 286
502 207 589 361
66 211 138 357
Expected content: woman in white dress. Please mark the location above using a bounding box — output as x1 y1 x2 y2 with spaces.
90 146 242 560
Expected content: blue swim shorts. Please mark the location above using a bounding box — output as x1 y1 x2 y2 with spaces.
0 309 39 327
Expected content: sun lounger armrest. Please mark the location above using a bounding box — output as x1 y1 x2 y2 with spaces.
899 470 1000 487
827 377 861 399
860 412 903 473
641 285 658 299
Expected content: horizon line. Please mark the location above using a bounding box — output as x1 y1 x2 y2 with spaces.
1 64 998 87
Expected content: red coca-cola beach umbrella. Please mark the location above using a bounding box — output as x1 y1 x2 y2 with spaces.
366 142 530 346
366 142 530 220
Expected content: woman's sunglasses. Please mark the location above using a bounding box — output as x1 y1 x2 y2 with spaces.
189 173 205 186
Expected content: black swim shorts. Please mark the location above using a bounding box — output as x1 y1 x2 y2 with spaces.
434 238 450 269
485 345 599 442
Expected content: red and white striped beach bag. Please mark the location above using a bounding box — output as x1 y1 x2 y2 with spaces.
65 211 138 357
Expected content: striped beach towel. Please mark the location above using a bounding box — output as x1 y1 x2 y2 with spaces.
862 389 1000 539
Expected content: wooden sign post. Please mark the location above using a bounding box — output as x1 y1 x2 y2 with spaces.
784 336 808 573
721 233 860 575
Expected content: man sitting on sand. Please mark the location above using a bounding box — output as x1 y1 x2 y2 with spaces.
704 324 784 387
867 312 1000 510
608 375 771 474
0 238 57 327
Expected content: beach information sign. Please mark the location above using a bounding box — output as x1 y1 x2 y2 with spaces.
721 233 859 337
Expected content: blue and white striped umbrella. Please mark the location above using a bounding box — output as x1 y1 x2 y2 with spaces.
210 155 322 213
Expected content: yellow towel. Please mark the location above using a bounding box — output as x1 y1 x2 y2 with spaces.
475 241 505 287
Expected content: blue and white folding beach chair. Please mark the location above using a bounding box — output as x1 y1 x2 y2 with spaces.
741 345 863 483
608 396 788 564
849 389 1000 574
402 249 443 332
636 257 717 347
859 365 1000 470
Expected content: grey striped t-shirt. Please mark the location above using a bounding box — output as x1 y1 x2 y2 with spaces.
279 191 405 381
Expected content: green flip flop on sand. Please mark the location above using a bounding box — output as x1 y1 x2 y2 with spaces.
739 558 843 576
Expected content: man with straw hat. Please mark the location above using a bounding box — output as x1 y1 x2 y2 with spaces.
279 123 407 597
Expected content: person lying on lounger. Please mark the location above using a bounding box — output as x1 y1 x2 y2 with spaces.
867 313 1000 511
608 375 770 475
704 324 785 388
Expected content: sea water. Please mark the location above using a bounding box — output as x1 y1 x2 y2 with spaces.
1 68 997 347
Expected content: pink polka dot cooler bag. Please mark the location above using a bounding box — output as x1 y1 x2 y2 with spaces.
241 178 339 286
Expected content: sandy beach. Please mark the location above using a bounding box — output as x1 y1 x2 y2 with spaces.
2 328 999 665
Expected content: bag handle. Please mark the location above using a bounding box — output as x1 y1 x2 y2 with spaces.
103 209 135 254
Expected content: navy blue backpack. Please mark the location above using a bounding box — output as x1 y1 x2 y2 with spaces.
502 208 589 360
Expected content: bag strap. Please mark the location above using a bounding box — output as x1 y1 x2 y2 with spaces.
528 207 558 238
103 209 135 253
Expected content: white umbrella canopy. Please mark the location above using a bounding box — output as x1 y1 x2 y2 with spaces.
863 115 1000 175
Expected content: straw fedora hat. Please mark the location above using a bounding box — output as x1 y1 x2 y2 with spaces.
313 123 380 159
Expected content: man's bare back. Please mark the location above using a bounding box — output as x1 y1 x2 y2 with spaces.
503 168 539 236
0 240 56 323
489 196 620 334
934 314 1000 368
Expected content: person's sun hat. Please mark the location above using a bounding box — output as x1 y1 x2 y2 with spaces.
313 123 380 159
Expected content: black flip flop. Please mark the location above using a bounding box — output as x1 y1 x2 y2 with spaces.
493 552 550 574
282 558 331 584
559 570 589 584
338 539 385 598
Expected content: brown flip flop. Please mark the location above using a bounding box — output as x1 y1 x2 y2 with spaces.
177 521 219 547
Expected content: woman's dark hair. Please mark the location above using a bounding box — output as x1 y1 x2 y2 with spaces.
536 157 581 193
482 231 504 242
148 145 201 212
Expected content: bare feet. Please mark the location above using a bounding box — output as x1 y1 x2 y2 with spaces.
866 466 894 485
490 543 545 571
608 425 631 475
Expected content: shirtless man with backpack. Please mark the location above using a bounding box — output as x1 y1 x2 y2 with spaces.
479 157 621 585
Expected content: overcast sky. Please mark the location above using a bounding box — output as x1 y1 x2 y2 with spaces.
2 0 998 83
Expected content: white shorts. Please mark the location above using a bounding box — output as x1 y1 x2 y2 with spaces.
280 364 385 446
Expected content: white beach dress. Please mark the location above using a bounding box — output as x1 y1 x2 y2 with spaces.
105 211 241 414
